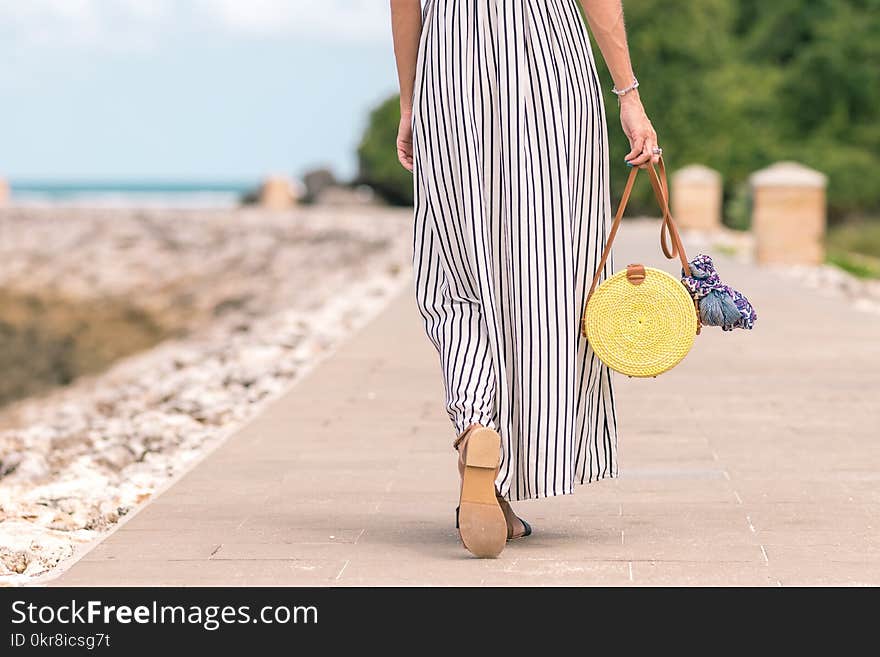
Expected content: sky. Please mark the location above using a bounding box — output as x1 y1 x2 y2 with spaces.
0 1 400 182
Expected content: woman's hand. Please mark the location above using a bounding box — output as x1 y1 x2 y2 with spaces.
619 93 660 168
397 109 414 172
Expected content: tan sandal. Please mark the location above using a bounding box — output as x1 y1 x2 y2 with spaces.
455 426 506 558
456 497 532 541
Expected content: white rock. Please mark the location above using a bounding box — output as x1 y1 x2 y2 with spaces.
2 452 50 482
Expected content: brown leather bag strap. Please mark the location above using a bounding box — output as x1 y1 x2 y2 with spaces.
654 158 676 259
586 156 691 306
586 164 639 301
646 159 692 276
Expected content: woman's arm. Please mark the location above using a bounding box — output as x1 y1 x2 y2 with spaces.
390 0 422 171
579 0 660 167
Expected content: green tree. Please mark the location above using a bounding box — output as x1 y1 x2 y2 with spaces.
743 0 880 217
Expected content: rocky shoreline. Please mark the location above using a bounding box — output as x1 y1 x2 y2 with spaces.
0 205 412 584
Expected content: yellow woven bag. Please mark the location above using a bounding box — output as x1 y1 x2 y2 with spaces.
582 158 701 378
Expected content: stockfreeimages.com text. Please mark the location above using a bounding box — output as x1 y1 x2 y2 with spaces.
11 600 317 631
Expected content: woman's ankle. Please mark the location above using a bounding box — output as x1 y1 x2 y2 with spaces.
453 423 482 452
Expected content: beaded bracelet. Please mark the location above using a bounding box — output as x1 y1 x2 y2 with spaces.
611 78 639 97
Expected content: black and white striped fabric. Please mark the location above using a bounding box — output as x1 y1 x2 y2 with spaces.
411 0 618 501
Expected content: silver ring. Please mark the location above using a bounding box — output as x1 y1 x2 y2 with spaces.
652 147 663 155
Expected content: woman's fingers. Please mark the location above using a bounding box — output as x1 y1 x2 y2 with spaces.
624 135 645 164
397 143 413 172
645 134 661 166
397 115 414 171
627 134 652 167
397 130 413 171
626 133 660 169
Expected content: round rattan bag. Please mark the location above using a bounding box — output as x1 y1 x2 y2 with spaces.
581 159 700 378
584 266 696 377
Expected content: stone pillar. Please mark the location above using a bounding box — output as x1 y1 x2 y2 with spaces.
0 178 9 205
671 164 722 231
750 162 827 265
258 175 298 210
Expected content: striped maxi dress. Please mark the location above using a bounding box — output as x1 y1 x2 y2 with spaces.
411 0 618 501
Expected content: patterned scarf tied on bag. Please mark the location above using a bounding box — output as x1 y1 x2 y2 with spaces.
681 254 757 331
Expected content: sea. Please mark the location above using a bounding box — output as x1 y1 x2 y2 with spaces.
8 181 257 208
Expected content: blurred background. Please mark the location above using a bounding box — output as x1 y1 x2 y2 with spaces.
0 0 878 582
3 1 879 252
0 0 397 201
360 0 880 258
0 0 412 581
0 0 402 408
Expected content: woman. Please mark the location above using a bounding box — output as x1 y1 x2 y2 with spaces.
390 0 661 558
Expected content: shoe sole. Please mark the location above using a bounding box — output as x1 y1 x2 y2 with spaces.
458 428 506 558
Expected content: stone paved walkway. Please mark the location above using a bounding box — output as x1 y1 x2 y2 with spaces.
53 223 880 586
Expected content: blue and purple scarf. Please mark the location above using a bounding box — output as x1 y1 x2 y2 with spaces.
681 254 757 331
